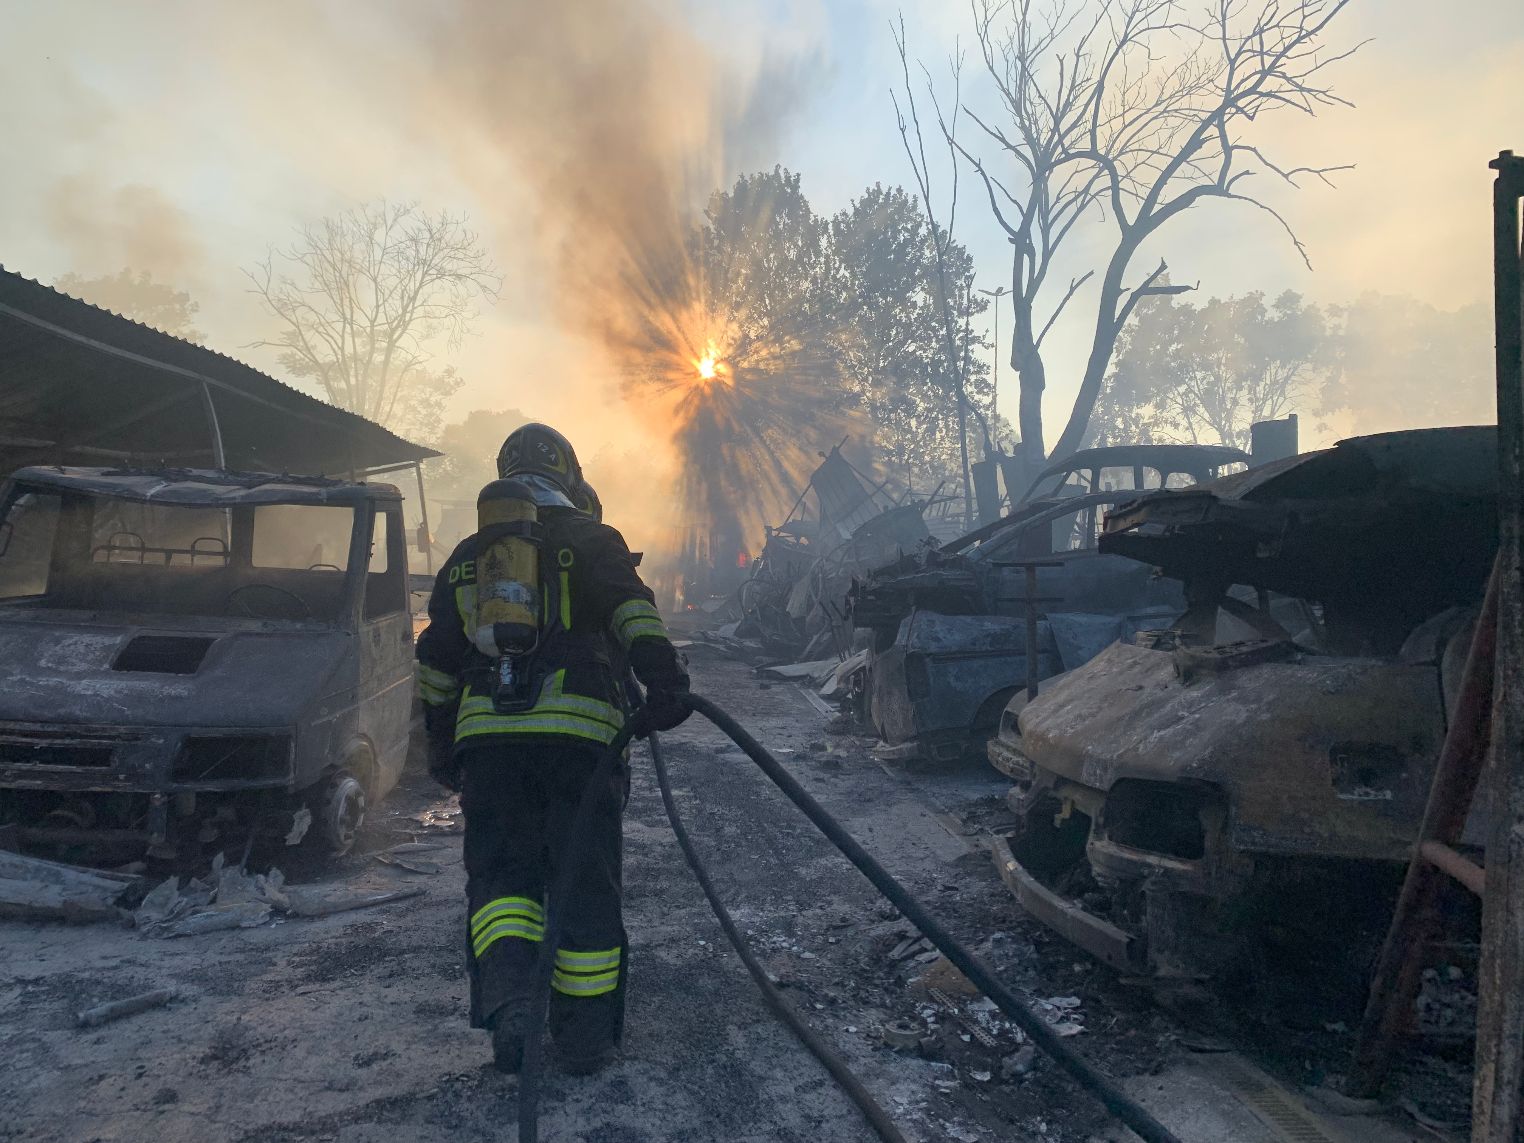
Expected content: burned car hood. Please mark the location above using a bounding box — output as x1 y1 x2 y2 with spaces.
0 613 355 728
1017 641 1445 860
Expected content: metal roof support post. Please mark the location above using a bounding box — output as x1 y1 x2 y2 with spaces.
199 380 226 470
1474 149 1524 1143
413 460 434 575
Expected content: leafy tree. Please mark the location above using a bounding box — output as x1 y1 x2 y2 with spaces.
246 200 499 440
1091 290 1330 450
697 169 835 342
1094 290 1496 450
1324 294 1494 430
55 268 203 342
667 168 848 551
680 169 996 520
829 184 994 490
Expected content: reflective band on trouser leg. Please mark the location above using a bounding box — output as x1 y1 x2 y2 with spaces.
611 599 669 650
551 946 622 997
471 896 545 959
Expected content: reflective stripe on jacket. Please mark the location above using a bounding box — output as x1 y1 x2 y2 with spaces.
416 506 676 751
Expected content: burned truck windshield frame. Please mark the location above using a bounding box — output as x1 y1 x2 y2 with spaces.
0 486 361 622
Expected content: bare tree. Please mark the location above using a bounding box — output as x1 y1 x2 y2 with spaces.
956 0 1358 461
891 16 978 527
247 201 500 436
955 0 1106 460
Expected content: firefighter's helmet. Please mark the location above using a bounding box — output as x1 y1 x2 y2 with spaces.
572 481 603 522
496 423 582 495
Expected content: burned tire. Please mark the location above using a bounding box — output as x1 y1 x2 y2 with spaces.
314 771 367 856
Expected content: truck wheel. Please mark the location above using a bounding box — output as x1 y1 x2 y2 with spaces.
316 771 367 856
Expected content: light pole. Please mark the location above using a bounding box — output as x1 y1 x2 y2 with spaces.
978 285 1009 444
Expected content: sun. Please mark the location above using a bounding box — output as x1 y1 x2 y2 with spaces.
689 344 729 387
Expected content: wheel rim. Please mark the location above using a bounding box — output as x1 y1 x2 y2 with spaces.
325 774 366 854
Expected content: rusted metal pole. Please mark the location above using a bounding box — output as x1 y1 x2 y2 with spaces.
1473 148 1524 1143
199 380 226 469
991 559 1062 703
76 988 176 1028
413 461 434 575
1024 566 1041 702
1350 559 1500 1095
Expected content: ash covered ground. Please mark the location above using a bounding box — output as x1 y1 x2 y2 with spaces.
0 647 1448 1143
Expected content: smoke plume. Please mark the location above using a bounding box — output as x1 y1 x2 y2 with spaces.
43 177 204 281
388 0 847 578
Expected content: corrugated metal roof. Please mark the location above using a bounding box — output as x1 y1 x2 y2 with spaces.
0 265 441 477
9 465 400 506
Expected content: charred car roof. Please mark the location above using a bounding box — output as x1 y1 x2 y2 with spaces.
1099 425 1497 619
6 466 401 507
1030 442 1249 486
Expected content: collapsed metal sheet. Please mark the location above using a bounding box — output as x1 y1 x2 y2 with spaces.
811 448 884 543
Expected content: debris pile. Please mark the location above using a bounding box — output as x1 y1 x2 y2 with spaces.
1416 962 1478 1040
0 850 138 923
0 846 431 938
134 851 431 937
134 854 285 937
699 444 934 664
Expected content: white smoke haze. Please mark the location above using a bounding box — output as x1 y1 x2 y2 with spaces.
1 0 1521 556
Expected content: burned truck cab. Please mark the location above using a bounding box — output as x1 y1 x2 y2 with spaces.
0 467 415 859
989 427 1498 980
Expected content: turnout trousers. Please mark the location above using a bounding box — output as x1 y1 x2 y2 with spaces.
459 741 628 1057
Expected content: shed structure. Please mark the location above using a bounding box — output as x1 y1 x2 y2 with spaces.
0 266 439 479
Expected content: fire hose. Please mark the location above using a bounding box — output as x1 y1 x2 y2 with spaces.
517 690 1184 1143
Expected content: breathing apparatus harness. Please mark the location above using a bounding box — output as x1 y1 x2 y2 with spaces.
514 685 1185 1143
470 475 612 715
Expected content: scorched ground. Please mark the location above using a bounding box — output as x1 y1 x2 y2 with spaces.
0 648 1429 1143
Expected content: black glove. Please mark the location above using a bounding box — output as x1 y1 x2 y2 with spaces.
628 641 691 736
641 682 691 735
425 710 461 792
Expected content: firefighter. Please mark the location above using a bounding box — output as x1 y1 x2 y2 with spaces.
571 480 603 522
415 423 690 1075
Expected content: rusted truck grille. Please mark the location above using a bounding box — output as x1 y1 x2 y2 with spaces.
173 735 291 783
0 731 120 769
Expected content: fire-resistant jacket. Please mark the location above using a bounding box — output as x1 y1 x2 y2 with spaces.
415 507 684 752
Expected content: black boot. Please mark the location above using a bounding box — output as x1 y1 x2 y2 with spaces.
490 1010 527 1074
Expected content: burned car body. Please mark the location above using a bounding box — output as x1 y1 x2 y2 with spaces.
990 427 1497 976
1017 443 1248 505
0 467 415 858
853 444 1248 761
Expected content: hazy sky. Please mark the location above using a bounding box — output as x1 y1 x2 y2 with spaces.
3 0 1522 461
